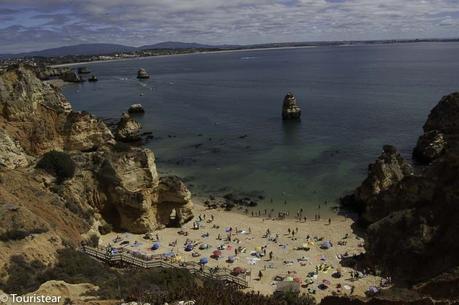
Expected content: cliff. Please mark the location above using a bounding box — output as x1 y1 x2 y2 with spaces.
0 65 193 274
341 92 459 303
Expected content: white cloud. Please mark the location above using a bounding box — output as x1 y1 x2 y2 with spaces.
0 0 459 53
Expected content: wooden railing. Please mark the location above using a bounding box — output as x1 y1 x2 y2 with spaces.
80 246 248 288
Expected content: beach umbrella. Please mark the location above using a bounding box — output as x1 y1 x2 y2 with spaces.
151 242 160 250
232 267 245 275
213 250 222 257
227 256 235 263
293 277 302 284
199 257 209 265
285 276 294 282
323 279 331 286
225 227 232 232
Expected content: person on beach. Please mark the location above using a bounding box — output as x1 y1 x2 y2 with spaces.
328 218 332 225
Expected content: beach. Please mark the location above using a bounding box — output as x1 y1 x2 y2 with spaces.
100 198 383 302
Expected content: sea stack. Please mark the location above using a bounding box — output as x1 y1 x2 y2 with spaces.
282 92 301 120
128 103 145 114
137 68 150 79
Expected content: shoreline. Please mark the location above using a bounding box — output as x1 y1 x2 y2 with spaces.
100 199 383 302
50 45 319 68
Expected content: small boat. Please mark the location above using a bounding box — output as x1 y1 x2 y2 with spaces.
88 75 98 82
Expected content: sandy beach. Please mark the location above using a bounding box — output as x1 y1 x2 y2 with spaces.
100 198 383 302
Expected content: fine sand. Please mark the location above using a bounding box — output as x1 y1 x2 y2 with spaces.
100 198 383 302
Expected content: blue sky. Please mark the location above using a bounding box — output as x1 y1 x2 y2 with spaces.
1 0 459 53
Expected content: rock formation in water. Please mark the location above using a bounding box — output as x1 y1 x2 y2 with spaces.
128 103 145 114
341 92 459 303
282 92 301 120
0 65 193 272
115 112 142 142
137 68 150 79
61 71 82 83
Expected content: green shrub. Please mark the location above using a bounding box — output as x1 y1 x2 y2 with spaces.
36 151 76 183
0 227 48 242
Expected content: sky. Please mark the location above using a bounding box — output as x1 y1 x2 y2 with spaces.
1 0 459 54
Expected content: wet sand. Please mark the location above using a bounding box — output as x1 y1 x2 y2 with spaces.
100 198 382 302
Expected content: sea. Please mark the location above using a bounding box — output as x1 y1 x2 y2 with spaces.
62 42 459 216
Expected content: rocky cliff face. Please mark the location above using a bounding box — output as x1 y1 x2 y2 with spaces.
342 145 413 223
115 112 142 142
0 65 193 269
341 92 459 303
413 92 459 164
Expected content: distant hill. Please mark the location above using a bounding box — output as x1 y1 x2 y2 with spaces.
139 41 216 49
2 43 137 59
0 42 235 59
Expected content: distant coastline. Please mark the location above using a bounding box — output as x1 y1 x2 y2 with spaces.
50 45 319 68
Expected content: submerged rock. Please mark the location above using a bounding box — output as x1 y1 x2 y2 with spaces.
137 68 150 79
282 92 301 120
115 112 142 142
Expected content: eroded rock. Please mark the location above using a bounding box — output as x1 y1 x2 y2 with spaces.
282 92 301 120
115 112 142 142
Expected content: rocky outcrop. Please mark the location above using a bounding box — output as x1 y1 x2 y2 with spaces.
128 104 145 114
157 176 194 227
137 68 150 79
61 71 82 83
64 111 115 151
0 130 30 169
413 130 446 163
342 145 413 222
282 92 301 120
0 65 194 268
342 92 459 303
115 112 142 142
413 92 459 164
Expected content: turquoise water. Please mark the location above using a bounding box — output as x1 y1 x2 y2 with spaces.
63 42 459 216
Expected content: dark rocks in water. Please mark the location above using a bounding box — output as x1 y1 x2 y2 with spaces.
128 104 145 114
282 92 301 120
77 67 91 74
412 92 459 164
88 75 98 82
61 71 83 83
115 112 142 142
137 68 150 79
223 193 258 207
